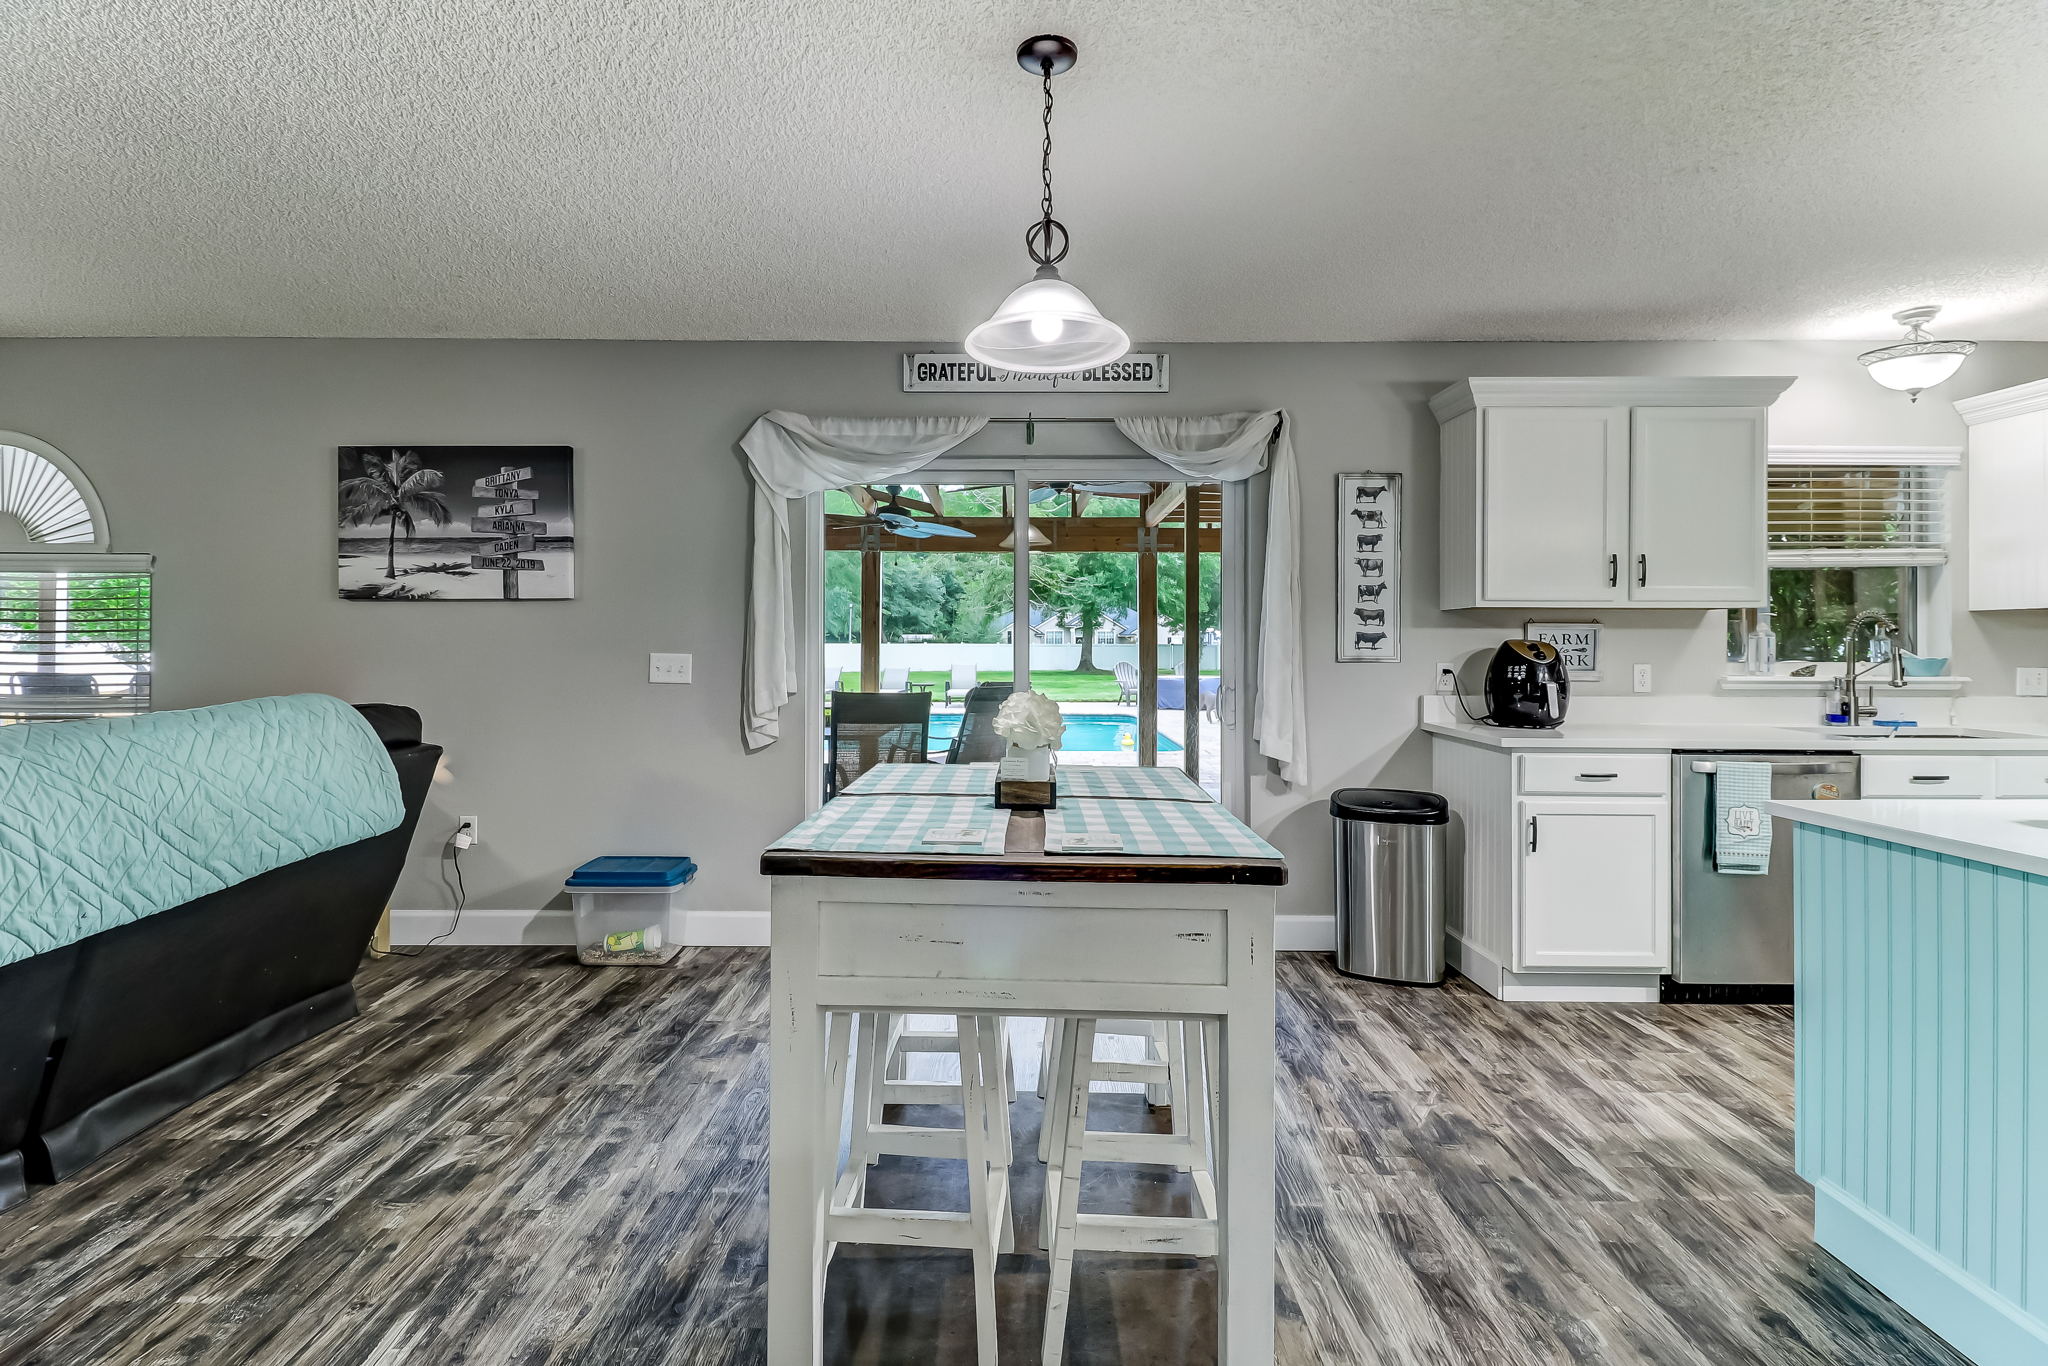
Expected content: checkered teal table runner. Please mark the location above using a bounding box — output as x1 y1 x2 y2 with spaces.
1057 766 1213 803
1042 798 1281 859
840 763 996 797
769 794 1010 854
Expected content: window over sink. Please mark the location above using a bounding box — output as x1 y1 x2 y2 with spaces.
1727 447 1955 674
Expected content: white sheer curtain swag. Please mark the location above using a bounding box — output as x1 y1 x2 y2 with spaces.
740 411 988 749
1115 412 1306 785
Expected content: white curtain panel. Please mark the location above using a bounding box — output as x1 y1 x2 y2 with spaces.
1115 412 1306 786
739 411 988 749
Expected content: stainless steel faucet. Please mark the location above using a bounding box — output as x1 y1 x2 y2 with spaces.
1834 609 1906 723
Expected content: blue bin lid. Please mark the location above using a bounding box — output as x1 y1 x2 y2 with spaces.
566 855 698 888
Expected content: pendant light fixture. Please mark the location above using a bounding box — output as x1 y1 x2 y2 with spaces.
964 35 1131 375
1858 306 1977 401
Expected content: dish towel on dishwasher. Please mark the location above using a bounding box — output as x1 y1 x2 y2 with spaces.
1713 762 1772 875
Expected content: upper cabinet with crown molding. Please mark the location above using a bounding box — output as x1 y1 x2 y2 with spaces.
1955 378 2048 611
1432 377 1795 610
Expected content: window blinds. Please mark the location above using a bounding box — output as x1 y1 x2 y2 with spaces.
0 553 153 721
1765 452 1952 569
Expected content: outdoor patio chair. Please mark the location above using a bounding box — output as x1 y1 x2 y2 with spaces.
944 662 979 703
946 682 1014 764
1113 660 1139 704
879 666 910 692
825 690 932 798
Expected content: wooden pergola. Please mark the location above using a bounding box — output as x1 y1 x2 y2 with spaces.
827 482 1223 779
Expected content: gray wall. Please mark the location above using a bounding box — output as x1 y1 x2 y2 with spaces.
1 337 2043 923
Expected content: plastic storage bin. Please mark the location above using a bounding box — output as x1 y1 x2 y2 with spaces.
566 856 697 966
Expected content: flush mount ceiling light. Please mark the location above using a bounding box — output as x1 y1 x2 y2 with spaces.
1858 306 1977 402
963 35 1131 376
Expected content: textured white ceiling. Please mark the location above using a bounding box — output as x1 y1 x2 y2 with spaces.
5 0 2046 342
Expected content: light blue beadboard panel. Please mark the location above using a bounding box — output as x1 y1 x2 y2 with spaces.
1794 824 2048 1363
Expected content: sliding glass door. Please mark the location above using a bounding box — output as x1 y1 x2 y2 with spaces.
818 461 1228 799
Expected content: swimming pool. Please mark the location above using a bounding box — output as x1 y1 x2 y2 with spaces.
927 712 1183 754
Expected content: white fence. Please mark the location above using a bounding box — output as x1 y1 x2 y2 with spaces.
823 641 1219 677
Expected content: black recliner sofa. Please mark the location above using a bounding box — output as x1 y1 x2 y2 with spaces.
0 703 439 1209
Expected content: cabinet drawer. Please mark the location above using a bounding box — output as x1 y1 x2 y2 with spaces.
1518 753 1669 797
1861 754 1995 799
1995 756 2048 797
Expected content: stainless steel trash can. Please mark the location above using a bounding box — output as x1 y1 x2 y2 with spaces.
1331 788 1448 985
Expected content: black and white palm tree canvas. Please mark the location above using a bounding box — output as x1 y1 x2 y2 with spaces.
338 446 575 600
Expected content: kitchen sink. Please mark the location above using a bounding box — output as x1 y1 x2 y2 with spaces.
1788 725 2016 740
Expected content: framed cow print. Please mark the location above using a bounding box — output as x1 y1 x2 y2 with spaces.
1336 472 1401 662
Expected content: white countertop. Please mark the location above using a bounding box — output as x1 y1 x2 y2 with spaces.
1765 798 2048 879
1422 715 2048 754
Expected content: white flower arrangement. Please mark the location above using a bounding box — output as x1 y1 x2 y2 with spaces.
993 691 1064 782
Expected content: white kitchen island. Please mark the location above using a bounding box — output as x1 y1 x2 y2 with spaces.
759 788 1285 1365
1769 797 2048 1366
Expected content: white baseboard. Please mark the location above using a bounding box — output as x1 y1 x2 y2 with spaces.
1448 932 1661 1003
1275 914 1335 952
390 908 768 948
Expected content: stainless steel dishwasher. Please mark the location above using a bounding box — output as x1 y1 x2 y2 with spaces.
1668 752 1860 1001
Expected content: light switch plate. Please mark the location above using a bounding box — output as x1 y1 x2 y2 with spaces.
2018 667 2048 697
649 653 693 684
1632 663 1653 694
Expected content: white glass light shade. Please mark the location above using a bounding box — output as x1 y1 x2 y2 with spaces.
965 269 1130 374
1859 344 1971 396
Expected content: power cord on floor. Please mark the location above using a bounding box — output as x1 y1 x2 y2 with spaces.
385 822 470 957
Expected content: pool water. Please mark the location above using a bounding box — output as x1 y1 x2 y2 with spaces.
927 712 1183 754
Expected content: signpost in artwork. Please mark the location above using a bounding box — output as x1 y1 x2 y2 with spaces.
471 464 546 599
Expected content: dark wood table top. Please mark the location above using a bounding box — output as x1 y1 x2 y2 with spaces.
759 810 1288 886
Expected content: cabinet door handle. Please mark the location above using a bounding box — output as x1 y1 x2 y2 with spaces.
1636 553 1648 587
1527 816 1539 853
1607 553 1618 588
1909 775 1950 784
1576 773 1618 781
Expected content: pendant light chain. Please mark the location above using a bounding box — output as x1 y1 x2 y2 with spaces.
1040 62 1055 234
1026 56 1069 266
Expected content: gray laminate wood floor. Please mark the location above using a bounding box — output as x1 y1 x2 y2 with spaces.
0 949 1965 1366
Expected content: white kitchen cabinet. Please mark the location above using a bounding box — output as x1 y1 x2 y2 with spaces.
1478 407 1628 605
1955 378 2048 611
1516 798 1671 970
1628 406 1768 604
1432 376 1792 610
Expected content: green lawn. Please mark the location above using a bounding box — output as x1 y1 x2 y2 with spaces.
831 669 1217 703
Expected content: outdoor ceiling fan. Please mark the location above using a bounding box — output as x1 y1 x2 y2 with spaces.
1027 480 1153 503
869 485 975 540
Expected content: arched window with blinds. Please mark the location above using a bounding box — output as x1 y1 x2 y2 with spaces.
0 434 152 721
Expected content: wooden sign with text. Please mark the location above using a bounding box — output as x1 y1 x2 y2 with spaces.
471 464 547 599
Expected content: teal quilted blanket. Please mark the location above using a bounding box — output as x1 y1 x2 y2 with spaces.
0 694 406 967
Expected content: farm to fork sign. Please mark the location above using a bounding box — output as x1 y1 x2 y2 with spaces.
469 465 545 600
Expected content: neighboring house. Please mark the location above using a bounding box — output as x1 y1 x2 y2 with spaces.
993 605 1178 646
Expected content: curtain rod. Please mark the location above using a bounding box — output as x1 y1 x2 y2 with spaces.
982 416 1119 424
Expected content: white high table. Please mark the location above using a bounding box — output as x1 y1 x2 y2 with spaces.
761 802 1286 1364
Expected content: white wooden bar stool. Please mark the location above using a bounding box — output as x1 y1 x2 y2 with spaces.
1039 1016 1221 1366
875 1014 1019 1111
853 1014 1015 1172
823 1010 1015 1366
1035 1017 1195 1175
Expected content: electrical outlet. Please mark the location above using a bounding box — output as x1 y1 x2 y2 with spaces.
455 813 479 848
1434 663 1459 694
649 652 693 684
2019 667 2048 697
1632 663 1653 694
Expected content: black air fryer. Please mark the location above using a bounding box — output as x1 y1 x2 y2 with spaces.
1484 639 1569 728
